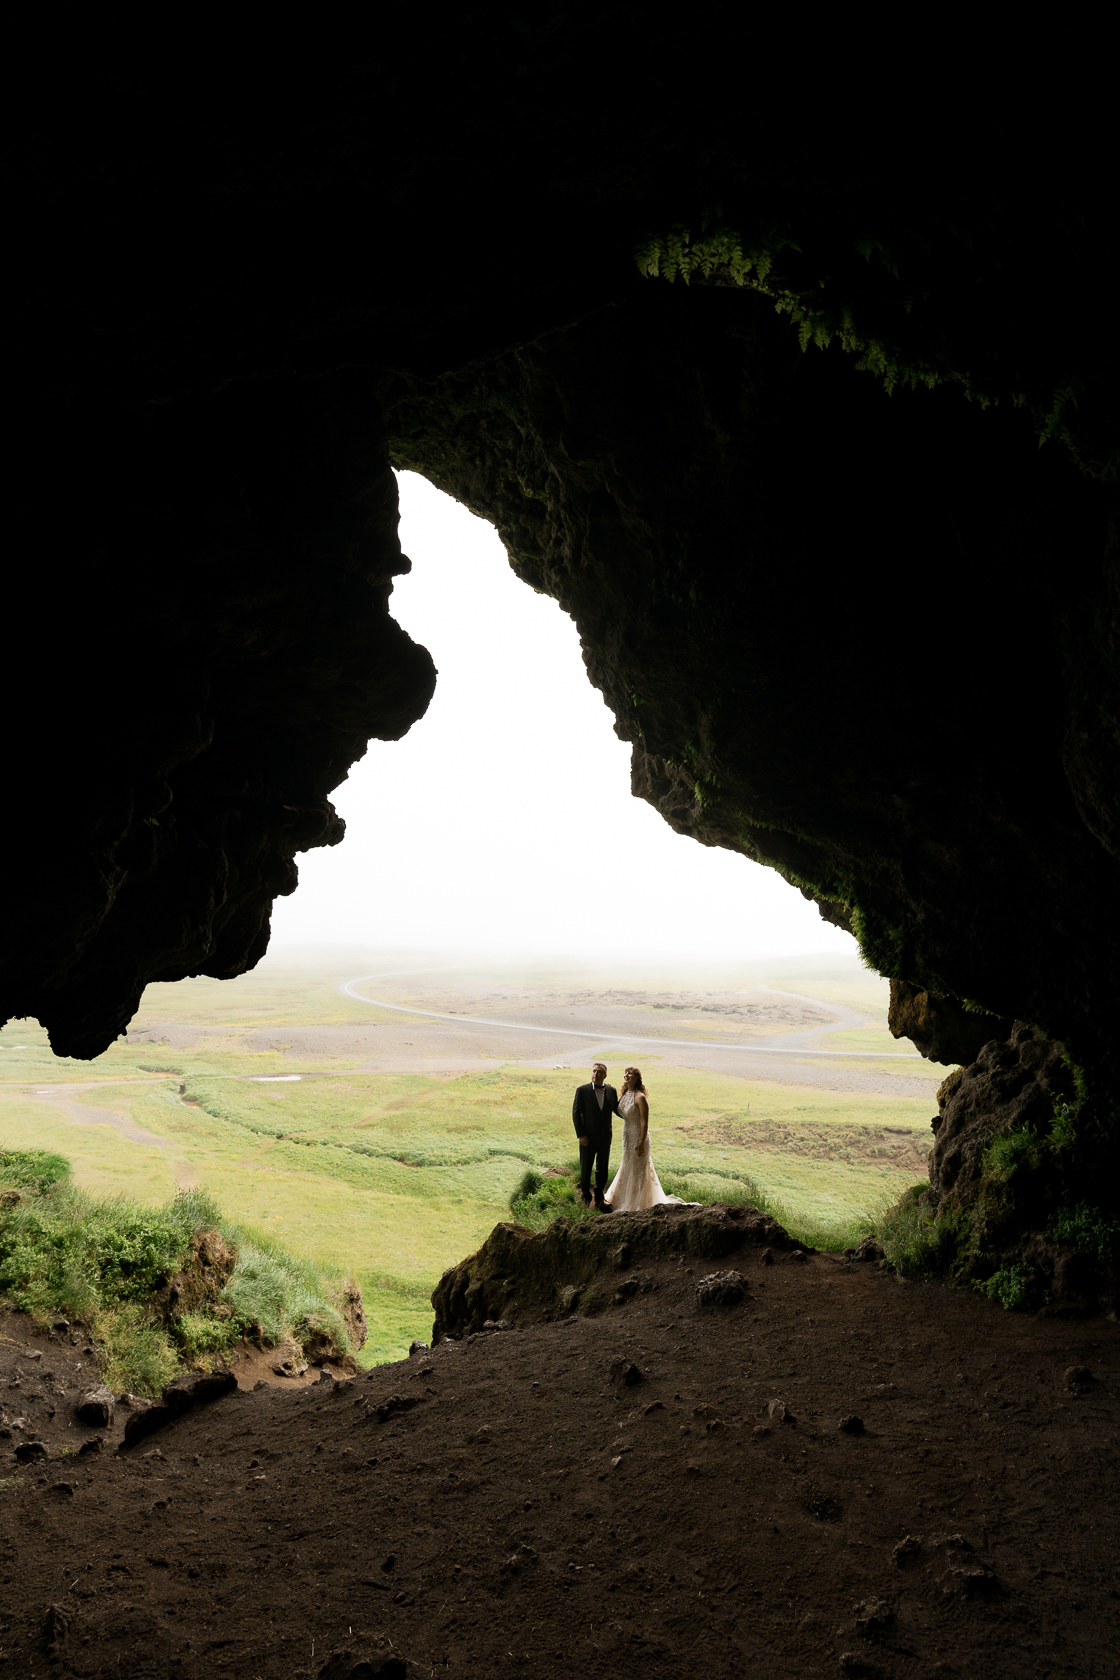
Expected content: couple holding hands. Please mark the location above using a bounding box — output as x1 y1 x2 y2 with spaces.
571 1062 683 1213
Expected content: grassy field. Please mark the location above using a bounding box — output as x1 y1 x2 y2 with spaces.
0 953 935 1363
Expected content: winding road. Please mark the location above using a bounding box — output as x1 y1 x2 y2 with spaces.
338 971 922 1059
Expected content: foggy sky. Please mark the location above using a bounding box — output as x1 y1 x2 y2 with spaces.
269 473 857 960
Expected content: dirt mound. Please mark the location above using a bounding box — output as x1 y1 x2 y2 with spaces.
2 1226 1117 1678
432 1203 793 1340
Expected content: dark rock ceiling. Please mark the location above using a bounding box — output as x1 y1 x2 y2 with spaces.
3 29 1118 1252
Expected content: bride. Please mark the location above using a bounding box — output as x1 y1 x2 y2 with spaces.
603 1066 686 1212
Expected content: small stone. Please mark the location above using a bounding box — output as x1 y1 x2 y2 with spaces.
608 1358 643 1388
75 1384 115 1428
253 1379 270 1391
52 1319 69 1333
947 1564 1003 1598
43 1604 69 1659
760 1248 774 1266
14 1440 47 1462
853 1597 893 1633
272 1357 309 1378
375 1393 419 1423
789 1249 807 1263
752 1424 771 1439
768 1398 792 1423
849 1236 884 1264
610 1454 623 1469
838 1414 864 1435
26 1350 42 1362
408 1340 429 1356
806 1489 843 1522
695 1270 746 1308
643 1400 664 1415
77 1437 103 1456
561 1285 583 1311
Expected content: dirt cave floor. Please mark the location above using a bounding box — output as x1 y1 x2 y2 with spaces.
2 1222 1118 1679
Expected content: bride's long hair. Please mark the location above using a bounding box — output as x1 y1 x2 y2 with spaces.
622 1065 647 1095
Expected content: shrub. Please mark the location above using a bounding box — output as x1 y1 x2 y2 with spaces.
1049 1202 1120 1267
176 1310 239 1362
0 1153 352 1391
217 1219 353 1361
982 1129 1039 1183
0 1147 72 1193
509 1170 586 1232
975 1264 1035 1311
97 1304 181 1394
874 1183 957 1275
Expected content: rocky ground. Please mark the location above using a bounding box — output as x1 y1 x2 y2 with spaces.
2 1207 1117 1678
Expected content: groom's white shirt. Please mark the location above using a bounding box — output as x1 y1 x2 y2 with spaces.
593 1085 606 1110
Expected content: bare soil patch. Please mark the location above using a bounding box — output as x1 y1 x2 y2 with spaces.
2 1207 1118 1677
685 1118 933 1172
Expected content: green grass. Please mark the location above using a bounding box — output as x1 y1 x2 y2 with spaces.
1 960 939 1359
0 1150 356 1394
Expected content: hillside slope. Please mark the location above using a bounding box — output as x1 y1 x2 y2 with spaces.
1 1206 1116 1678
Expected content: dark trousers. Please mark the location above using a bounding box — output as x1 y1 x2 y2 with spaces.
579 1132 612 1204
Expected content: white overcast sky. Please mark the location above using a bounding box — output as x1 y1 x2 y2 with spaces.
270 472 857 960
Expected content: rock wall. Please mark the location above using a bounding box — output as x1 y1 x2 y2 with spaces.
3 377 434 1057
887 982 1013 1069
431 1203 792 1341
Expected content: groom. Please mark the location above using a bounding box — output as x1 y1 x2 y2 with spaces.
572 1061 620 1211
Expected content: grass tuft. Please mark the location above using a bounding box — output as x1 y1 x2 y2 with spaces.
0 1147 72 1194
868 1182 950 1274
504 1158 864 1251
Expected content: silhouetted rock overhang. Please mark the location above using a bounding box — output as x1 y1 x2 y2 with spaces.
3 40 1119 1248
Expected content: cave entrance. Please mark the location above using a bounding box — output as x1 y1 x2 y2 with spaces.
271 472 853 965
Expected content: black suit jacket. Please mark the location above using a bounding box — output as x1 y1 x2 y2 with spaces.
572 1082 620 1142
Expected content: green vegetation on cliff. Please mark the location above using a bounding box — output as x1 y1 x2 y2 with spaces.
0 1146 356 1394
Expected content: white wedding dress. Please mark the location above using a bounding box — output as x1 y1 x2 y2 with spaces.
603 1091 685 1212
